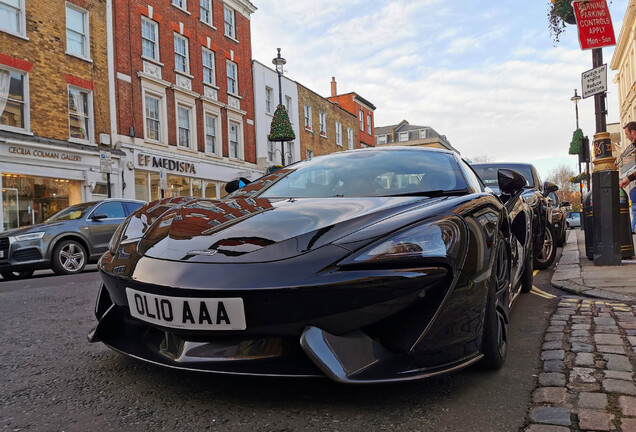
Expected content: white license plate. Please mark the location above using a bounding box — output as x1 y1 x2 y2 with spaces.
126 288 246 330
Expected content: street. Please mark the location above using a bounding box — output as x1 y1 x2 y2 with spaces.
1 256 566 431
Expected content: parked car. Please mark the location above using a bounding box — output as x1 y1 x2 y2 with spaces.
0 199 145 280
89 147 534 383
566 211 581 228
472 162 558 270
547 192 569 247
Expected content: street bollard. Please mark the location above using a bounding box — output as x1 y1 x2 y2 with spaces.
620 188 635 258
583 191 594 260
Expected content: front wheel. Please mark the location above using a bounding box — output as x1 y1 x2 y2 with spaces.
480 231 510 369
1 269 35 280
534 224 557 270
51 240 87 275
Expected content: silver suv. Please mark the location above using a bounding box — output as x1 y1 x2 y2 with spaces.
0 199 145 280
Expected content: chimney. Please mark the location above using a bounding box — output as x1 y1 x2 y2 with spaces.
331 77 337 97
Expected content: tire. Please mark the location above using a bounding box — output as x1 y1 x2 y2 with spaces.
534 224 557 270
480 231 510 369
520 240 533 293
1 269 34 280
51 240 87 275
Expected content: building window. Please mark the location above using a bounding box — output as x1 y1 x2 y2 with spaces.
286 150 293 166
359 110 364 131
285 96 292 119
304 104 312 130
141 17 159 60
224 6 235 39
347 128 353 150
265 87 272 113
200 0 212 25
336 122 342 146
0 68 28 131
0 0 25 36
377 135 387 145
229 121 240 159
226 60 237 95
144 94 161 141
68 86 92 142
177 105 192 148
204 112 217 154
172 0 187 10
399 132 408 142
367 114 372 134
420 129 428 139
174 34 189 74
202 47 215 85
267 141 274 162
66 4 90 59
306 149 313 160
319 111 326 135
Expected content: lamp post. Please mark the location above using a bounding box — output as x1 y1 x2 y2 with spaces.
272 48 286 166
571 89 584 208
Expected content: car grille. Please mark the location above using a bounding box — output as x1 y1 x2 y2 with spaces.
0 238 8 260
13 248 42 262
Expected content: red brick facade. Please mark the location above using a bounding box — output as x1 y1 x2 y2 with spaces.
327 79 376 149
113 0 256 163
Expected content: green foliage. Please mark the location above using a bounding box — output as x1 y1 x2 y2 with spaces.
268 104 296 142
548 0 577 45
569 128 584 155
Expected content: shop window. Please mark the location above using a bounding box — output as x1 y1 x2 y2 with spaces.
167 174 191 197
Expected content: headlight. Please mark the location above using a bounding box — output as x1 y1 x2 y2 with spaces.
9 232 46 242
343 217 466 265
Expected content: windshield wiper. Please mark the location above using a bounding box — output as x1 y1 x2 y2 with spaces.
378 188 469 198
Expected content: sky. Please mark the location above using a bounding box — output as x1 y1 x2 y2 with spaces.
249 0 630 181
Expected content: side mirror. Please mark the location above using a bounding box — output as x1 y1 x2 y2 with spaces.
225 177 251 194
91 212 108 220
498 169 526 195
543 181 558 196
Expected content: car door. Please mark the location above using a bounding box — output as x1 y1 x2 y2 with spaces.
86 201 127 255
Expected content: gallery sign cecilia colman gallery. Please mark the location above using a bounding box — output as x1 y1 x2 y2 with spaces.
572 0 616 50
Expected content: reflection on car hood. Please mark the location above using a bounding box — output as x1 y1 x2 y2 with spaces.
0 220 73 237
138 196 451 263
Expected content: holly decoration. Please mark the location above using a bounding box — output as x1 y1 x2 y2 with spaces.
569 128 583 155
268 104 296 142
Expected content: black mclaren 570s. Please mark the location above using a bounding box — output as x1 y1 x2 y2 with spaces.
89 147 534 384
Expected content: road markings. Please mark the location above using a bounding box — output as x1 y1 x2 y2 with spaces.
531 286 556 299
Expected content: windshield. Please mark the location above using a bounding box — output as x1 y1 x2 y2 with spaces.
242 149 467 199
46 202 94 222
472 164 535 189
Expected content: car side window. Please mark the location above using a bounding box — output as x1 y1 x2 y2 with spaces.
124 202 144 214
94 202 126 218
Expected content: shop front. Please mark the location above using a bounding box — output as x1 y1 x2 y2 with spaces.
0 140 113 232
127 148 263 202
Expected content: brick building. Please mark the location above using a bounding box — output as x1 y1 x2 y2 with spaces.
297 82 357 160
0 0 112 232
113 0 260 202
327 77 375 149
375 120 459 154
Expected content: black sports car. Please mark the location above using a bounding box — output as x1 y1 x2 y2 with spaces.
89 147 533 384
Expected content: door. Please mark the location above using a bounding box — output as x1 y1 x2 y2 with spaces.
86 201 126 255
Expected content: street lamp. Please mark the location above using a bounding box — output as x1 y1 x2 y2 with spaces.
571 89 581 129
272 48 286 165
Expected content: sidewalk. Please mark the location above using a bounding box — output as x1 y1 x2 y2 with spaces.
551 229 636 301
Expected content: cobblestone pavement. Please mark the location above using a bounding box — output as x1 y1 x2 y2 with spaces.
523 297 636 432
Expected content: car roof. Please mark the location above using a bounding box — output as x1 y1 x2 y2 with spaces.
471 162 536 169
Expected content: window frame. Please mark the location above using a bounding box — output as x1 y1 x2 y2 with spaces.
319 111 326 136
204 111 219 155
226 60 238 95
143 93 162 142
201 47 215 85
335 121 342 146
141 17 159 61
200 0 213 26
172 0 187 11
0 66 29 133
174 33 190 74
304 104 312 130
367 114 372 134
176 104 193 149
223 5 235 39
347 127 354 150
67 85 94 144
65 2 91 60
359 110 364 131
265 87 272 113
228 120 241 159
0 0 27 38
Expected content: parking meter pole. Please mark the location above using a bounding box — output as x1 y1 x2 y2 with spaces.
107 172 111 198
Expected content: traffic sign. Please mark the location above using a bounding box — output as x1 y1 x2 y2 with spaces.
581 64 607 99
572 0 616 50
99 151 112 174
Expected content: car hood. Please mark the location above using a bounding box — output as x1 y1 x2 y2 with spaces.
0 220 73 237
136 196 455 263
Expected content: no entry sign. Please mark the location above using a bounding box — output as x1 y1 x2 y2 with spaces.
572 0 616 50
